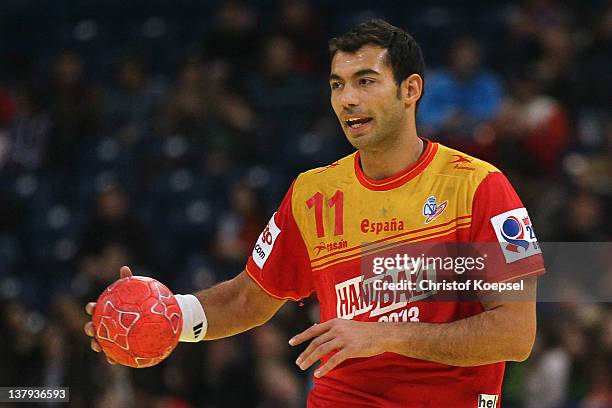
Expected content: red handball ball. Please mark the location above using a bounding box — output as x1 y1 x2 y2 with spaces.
92 276 182 368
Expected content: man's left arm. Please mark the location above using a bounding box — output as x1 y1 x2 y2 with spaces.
290 277 536 378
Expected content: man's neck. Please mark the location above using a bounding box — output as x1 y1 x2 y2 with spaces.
359 133 424 181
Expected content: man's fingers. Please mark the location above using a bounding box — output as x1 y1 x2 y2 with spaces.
297 339 342 371
119 265 133 279
85 302 96 316
91 338 117 365
289 321 331 346
84 322 94 337
90 338 101 353
314 350 348 378
296 332 333 367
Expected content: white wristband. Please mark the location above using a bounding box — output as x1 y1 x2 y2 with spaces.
174 294 207 342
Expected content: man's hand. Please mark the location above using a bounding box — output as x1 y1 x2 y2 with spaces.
83 265 133 365
289 319 383 378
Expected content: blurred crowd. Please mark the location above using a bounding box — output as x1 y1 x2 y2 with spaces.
0 0 610 407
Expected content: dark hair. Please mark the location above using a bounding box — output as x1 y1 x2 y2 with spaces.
329 19 425 100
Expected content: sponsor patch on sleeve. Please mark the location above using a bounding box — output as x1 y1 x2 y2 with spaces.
252 212 281 269
490 208 541 263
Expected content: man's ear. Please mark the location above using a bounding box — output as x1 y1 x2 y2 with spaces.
401 73 423 106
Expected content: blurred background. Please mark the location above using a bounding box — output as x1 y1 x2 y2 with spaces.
0 0 610 407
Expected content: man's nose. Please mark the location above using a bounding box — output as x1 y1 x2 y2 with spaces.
339 85 359 108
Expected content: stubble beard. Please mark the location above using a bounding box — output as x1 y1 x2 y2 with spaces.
350 111 404 154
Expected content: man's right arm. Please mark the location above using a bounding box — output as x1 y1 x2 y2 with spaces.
197 270 286 340
86 179 308 359
84 266 286 361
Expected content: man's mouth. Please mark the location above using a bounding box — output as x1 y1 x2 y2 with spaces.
345 117 373 129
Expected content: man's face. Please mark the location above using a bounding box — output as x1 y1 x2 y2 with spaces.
330 45 406 151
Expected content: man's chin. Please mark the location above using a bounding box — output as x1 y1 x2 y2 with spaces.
345 132 373 150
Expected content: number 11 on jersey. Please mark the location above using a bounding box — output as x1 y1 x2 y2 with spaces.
306 190 344 238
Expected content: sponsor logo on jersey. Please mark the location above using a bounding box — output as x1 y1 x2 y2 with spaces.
450 154 473 164
252 213 281 268
335 264 437 319
422 196 448 224
477 394 499 407
449 154 475 170
360 218 405 235
490 208 541 263
313 239 348 256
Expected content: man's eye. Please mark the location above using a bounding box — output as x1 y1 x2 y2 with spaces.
359 78 374 86
331 82 342 90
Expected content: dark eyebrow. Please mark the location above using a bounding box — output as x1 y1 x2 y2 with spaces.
329 69 380 82
354 69 380 77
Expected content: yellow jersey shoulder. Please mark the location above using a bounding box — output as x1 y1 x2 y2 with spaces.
430 143 501 185
293 152 356 194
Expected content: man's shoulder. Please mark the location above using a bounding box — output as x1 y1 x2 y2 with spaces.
431 143 501 186
293 152 356 192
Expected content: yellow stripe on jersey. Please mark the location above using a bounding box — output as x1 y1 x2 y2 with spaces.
310 215 472 270
311 221 472 272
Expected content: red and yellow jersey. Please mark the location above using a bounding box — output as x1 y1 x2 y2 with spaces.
246 140 545 408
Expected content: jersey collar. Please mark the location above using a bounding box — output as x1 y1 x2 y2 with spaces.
354 138 438 191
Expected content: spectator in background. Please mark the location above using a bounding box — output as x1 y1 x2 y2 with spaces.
105 55 165 145
45 295 98 406
206 91 263 164
0 85 16 167
560 126 612 211
0 301 44 387
577 3 612 110
0 85 17 166
582 358 612 408
495 73 570 175
77 184 156 279
203 0 261 71
204 338 259 406
495 0 569 79
0 191 23 277
46 50 102 170
247 35 322 142
75 243 132 299
583 310 612 408
252 323 304 408
271 0 328 73
534 26 580 111
214 182 266 277
524 327 571 408
6 84 51 170
0 85 15 127
554 190 608 242
158 56 210 140
418 37 503 143
257 362 302 408
581 310 612 407
40 323 67 389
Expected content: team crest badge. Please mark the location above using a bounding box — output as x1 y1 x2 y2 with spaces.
422 196 448 224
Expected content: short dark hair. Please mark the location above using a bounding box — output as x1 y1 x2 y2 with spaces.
329 19 425 96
